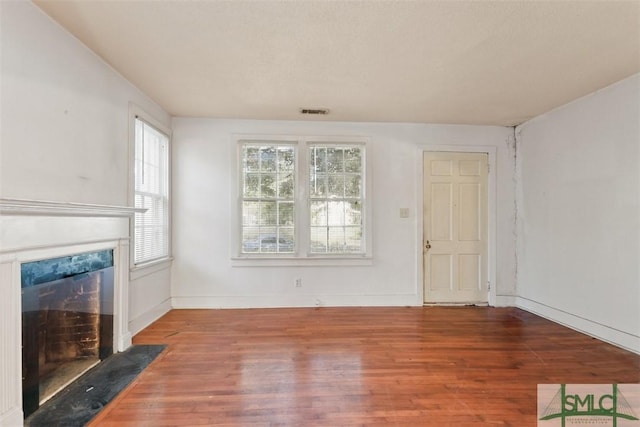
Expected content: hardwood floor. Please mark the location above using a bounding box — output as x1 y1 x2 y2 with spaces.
90 307 640 426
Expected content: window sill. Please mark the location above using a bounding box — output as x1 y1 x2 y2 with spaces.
130 257 173 280
230 256 373 267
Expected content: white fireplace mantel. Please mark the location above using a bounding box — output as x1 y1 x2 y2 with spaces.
0 199 137 426
0 197 145 217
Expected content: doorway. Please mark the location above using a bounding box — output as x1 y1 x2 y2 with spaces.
423 151 488 304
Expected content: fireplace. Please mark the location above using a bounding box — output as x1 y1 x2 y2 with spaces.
0 198 136 426
21 250 114 417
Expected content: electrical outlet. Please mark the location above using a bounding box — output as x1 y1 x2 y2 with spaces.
295 278 302 287
399 208 410 218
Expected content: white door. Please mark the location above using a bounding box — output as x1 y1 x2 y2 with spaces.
423 152 488 304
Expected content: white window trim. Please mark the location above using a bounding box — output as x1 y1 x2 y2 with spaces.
128 103 173 271
230 134 373 266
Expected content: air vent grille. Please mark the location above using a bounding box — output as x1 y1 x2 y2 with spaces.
300 108 330 115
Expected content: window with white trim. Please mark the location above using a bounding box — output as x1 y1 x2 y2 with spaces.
237 138 368 258
134 117 170 264
309 144 364 254
240 143 296 254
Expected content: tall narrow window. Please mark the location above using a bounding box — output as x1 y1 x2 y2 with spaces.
309 144 364 254
134 118 170 264
240 142 295 254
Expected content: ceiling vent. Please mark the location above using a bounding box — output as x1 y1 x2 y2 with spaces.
300 108 330 115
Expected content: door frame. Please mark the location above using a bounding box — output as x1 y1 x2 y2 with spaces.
416 145 497 306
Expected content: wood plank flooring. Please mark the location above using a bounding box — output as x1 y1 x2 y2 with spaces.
90 307 640 426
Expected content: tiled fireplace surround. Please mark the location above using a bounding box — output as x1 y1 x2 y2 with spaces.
0 199 140 425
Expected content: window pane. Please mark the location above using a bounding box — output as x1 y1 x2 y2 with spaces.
242 227 260 253
310 173 327 197
259 228 277 253
345 148 362 173
259 201 277 225
345 226 363 252
244 146 260 172
326 148 344 172
345 201 362 225
310 227 327 253
327 201 345 226
278 172 294 198
328 227 345 253
240 142 296 254
260 174 277 198
242 202 260 226
328 175 345 198
308 144 365 254
278 201 294 226
310 201 327 226
260 147 277 172
278 147 294 172
278 228 295 253
244 173 260 197
345 175 361 197
311 147 327 173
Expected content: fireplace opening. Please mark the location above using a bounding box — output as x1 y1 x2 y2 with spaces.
21 250 114 418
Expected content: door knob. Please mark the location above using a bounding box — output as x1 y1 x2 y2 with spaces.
425 240 431 250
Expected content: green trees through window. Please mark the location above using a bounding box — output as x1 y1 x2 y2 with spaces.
241 145 295 253
239 141 365 256
309 146 363 253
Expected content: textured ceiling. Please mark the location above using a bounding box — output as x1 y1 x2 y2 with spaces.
34 0 640 126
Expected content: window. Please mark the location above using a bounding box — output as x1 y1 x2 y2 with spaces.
240 143 295 254
133 117 170 264
309 145 364 254
237 138 368 259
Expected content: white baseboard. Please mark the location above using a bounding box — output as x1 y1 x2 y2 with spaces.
171 294 420 309
128 298 172 336
0 406 23 427
515 296 640 355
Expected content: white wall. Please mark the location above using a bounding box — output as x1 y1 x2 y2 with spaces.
515 73 640 353
0 1 171 337
171 119 516 308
